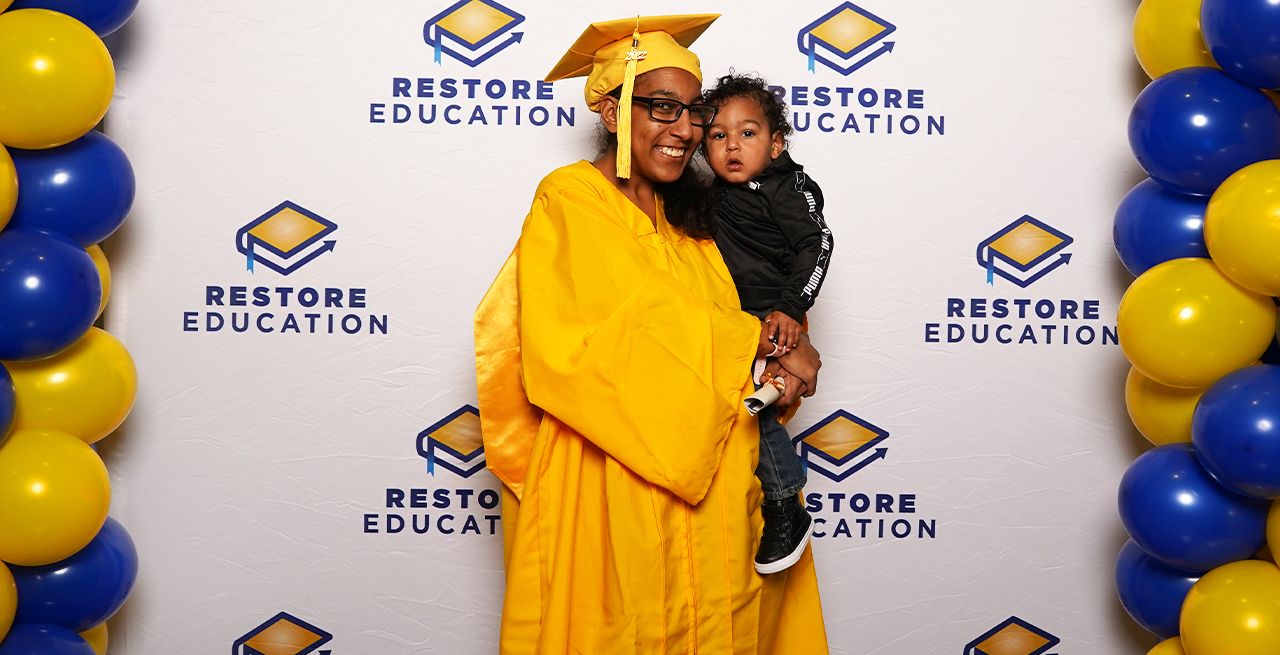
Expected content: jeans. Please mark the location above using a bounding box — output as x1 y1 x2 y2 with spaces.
755 386 807 501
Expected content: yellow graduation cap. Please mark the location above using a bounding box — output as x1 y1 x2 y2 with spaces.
545 14 719 179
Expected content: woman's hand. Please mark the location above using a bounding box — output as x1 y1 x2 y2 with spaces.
776 333 820 397
761 360 808 408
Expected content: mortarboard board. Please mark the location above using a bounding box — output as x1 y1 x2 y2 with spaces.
416 406 486 477
545 14 719 179
976 215 1073 288
963 617 1060 655
797 4 896 74
235 201 338 276
794 410 889 482
233 612 333 655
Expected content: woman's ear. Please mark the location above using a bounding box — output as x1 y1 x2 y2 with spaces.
599 96 620 134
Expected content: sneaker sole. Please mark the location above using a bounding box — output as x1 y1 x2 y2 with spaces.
754 513 813 575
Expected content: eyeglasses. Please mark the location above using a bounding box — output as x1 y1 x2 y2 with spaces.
631 95 717 127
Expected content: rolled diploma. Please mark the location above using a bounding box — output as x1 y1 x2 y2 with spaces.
744 377 785 416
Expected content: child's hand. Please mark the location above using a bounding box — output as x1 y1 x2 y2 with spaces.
765 311 802 350
758 318 789 357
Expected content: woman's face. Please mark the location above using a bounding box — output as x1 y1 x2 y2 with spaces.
615 67 704 184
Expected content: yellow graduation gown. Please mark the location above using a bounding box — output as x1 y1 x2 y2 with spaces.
474 161 828 654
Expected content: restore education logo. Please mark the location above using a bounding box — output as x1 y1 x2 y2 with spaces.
361 405 501 537
423 0 524 67
977 215 1072 288
236 201 336 276
797 410 937 542
417 405 486 477
181 200 390 337
798 2 896 75
795 409 888 483
963 616 1059 655
924 215 1117 348
777 2 945 138
233 612 332 655
368 0 575 128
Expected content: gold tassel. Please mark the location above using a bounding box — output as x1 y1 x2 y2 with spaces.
617 25 645 180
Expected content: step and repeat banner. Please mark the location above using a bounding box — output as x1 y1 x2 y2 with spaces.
102 0 1143 652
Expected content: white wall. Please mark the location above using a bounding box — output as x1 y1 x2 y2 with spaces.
102 1 1149 652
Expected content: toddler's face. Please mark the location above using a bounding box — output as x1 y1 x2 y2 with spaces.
704 96 784 185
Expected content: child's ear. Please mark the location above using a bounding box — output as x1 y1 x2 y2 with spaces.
770 132 784 158
599 96 620 134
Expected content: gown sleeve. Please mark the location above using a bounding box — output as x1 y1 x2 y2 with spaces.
475 248 544 502
516 185 761 505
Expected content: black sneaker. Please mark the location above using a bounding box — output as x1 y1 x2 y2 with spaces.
755 496 812 575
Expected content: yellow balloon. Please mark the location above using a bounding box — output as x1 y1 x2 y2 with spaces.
0 9 114 149
1118 258 1275 388
0 1 11 11
79 622 108 655
1149 637 1186 655
0 145 14 230
1206 160 1280 296
0 428 109 566
1266 502 1280 565
86 245 111 319
0 562 13 643
1125 366 1204 445
5 327 136 444
1133 0 1218 79
1182 560 1280 655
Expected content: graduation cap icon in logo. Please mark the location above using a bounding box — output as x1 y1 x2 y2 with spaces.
793 410 889 482
417 405 487 477
963 616 1060 655
796 3 896 74
233 612 333 655
423 0 525 67
235 201 337 276
976 215 1073 288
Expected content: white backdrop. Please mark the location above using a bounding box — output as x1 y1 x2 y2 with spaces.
101 0 1150 652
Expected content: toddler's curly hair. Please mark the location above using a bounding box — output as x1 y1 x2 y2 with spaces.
702 73 792 143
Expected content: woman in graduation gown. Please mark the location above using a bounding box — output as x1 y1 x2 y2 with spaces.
474 14 829 654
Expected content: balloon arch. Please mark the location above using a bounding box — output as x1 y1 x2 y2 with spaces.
1119 0 1280 653
0 1 141 654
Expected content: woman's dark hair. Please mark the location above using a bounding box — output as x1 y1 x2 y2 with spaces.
592 97 716 240
702 73 792 144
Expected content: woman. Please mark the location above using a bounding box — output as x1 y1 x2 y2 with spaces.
474 14 828 654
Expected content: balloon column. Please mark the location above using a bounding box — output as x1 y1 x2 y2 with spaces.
1118 1 1280 653
0 1 139 653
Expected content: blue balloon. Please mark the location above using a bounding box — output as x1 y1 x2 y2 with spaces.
8 132 135 248
1193 365 1280 498
1113 178 1211 276
1129 67 1280 196
6 0 139 36
1115 539 1201 637
1203 0 1280 89
0 364 13 439
11 517 138 632
0 624 93 655
1118 443 1269 571
0 230 100 361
